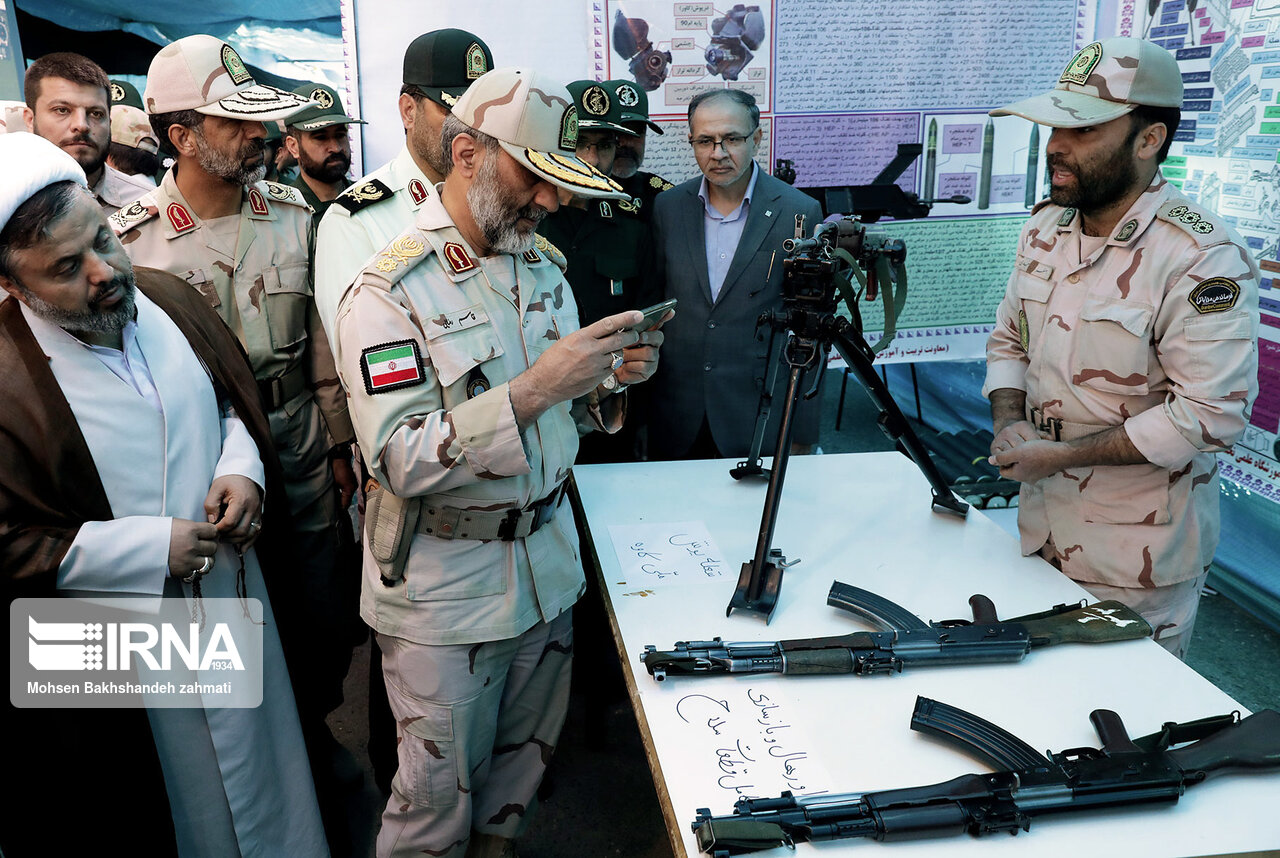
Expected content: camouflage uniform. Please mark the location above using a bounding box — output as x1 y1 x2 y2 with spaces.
333 192 621 856
985 175 1259 611
314 145 437 338
90 162 154 213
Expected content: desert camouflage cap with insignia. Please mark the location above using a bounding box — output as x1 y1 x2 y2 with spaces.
285 82 367 131
991 38 1182 128
451 67 628 201
144 35 316 122
606 79 663 135
110 104 160 153
568 80 638 137
403 29 494 109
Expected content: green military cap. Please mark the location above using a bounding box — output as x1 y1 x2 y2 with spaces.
402 29 494 109
109 79 144 110
286 82 366 130
605 79 663 135
568 80 638 137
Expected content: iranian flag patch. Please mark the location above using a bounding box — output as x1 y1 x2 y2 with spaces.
360 340 424 395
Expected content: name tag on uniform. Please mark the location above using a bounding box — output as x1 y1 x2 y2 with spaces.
424 304 490 339
611 279 624 296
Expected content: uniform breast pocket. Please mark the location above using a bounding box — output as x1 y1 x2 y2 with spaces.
524 311 575 364
262 261 312 350
1072 297 1154 395
425 317 506 388
1013 274 1053 337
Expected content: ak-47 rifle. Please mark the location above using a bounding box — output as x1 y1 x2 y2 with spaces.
641 582 1151 681
692 696 1280 855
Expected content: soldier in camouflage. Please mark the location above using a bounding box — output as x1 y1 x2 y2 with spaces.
110 35 365 847
314 29 495 336
330 67 663 858
985 38 1260 659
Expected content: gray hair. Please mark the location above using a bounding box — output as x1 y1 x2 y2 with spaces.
440 113 500 176
687 88 760 129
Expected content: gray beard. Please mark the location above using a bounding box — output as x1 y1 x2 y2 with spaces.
194 131 268 186
467 151 544 255
19 274 137 336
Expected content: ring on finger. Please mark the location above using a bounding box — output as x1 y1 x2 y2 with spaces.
184 554 214 584
249 519 262 532
610 351 624 371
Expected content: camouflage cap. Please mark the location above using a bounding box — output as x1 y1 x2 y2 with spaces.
109 79 144 110
143 35 315 122
568 80 638 137
286 83 367 131
451 67 627 201
606 79 662 135
0 101 31 135
403 29 494 109
110 104 160 153
991 38 1182 128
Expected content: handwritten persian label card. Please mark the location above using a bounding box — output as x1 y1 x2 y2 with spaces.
607 521 732 588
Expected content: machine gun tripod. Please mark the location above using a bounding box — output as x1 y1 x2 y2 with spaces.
726 216 968 623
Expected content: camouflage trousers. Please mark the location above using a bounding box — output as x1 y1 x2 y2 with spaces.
1042 541 1209 660
375 611 574 858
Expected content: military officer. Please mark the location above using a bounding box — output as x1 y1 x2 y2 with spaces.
538 78 660 463
331 66 662 858
606 78 672 222
284 82 365 219
985 38 1260 659
110 34 365 847
107 103 161 182
314 28 494 335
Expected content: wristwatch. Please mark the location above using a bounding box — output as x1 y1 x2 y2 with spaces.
602 373 628 393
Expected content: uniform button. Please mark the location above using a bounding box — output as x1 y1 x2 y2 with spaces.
704 363 712 371
707 320 717 329
1068 274 1079 283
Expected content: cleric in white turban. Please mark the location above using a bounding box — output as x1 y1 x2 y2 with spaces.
0 131 327 856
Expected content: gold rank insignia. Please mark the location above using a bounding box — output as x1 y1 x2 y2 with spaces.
650 175 673 191
336 179 392 214
443 242 477 274
533 234 566 269
374 235 427 273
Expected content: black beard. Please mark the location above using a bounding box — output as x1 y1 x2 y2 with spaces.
301 152 350 184
1047 145 1139 214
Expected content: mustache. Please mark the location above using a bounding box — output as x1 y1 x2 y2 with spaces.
62 134 98 149
89 273 134 308
516 204 546 226
241 138 266 160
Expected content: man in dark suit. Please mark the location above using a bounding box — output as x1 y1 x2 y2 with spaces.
651 88 823 460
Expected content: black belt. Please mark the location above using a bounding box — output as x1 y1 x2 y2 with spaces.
257 365 307 410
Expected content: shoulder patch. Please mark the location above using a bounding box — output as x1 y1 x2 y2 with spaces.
1188 277 1241 314
1156 200 1222 246
336 179 394 214
533 234 567 272
365 229 435 286
360 339 425 395
109 200 158 235
262 180 310 208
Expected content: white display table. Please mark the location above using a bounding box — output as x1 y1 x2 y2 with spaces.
573 452 1280 858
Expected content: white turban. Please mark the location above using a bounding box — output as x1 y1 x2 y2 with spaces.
0 132 88 238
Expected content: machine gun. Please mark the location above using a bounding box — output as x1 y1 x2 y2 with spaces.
642 582 1151 680
692 696 1280 855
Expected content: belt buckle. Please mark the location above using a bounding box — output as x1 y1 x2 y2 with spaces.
1033 408 1063 441
497 508 522 541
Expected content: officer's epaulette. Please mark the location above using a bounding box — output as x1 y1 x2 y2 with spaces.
108 198 158 236
335 179 394 214
648 174 674 192
262 180 310 208
1155 199 1224 247
532 234 567 272
363 228 435 287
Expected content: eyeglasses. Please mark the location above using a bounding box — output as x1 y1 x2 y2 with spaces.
689 130 756 153
577 139 617 155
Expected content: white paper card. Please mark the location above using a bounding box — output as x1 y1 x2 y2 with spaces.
607 521 733 588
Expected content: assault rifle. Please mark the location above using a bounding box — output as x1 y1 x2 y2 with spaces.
641 582 1151 681
692 696 1280 854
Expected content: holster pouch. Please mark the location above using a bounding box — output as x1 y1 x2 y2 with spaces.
365 479 421 586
